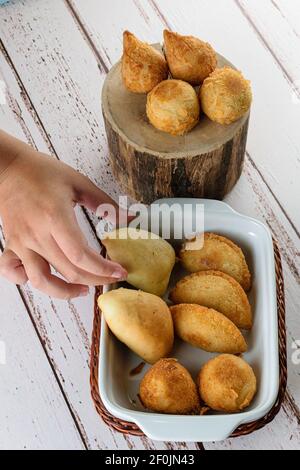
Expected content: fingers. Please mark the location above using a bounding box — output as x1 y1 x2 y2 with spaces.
51 208 127 280
72 171 131 225
42 235 126 286
96 203 133 226
20 249 89 300
0 249 28 285
72 171 117 213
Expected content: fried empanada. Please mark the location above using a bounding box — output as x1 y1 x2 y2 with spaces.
170 271 252 330
200 67 252 124
198 354 257 412
170 304 247 354
102 227 175 297
146 79 200 135
163 30 217 85
179 233 251 291
122 31 168 93
140 358 200 414
98 288 174 364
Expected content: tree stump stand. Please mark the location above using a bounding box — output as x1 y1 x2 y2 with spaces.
102 50 250 204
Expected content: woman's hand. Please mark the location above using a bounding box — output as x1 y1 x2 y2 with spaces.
0 131 127 299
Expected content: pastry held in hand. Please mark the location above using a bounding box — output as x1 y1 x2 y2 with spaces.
146 79 200 136
180 232 251 291
102 227 175 297
198 354 257 412
163 30 217 85
170 304 247 354
98 288 174 364
140 358 200 414
170 270 252 330
122 31 168 93
200 67 252 124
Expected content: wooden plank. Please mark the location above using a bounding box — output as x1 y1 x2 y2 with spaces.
67 0 300 450
0 0 116 198
0 50 165 451
273 0 300 36
205 407 300 450
145 0 300 408
68 0 300 233
0 4 201 451
0 0 299 449
237 0 300 92
66 0 166 68
70 0 300 389
0 276 85 450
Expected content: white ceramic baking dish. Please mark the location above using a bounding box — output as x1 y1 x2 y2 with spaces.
99 199 279 442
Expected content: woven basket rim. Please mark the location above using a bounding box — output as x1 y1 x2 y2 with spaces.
90 238 287 440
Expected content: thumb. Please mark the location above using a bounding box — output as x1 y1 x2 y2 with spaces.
0 248 28 285
73 172 130 225
73 172 117 212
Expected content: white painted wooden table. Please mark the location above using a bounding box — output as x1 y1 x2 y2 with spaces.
0 0 299 450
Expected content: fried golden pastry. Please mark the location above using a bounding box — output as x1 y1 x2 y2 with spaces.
102 227 175 297
140 358 200 414
179 233 251 291
146 79 200 135
200 67 252 124
163 30 217 85
170 271 252 330
170 304 247 354
122 31 168 93
198 354 257 412
98 288 174 364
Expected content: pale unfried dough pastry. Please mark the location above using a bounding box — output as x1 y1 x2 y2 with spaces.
102 227 175 297
170 270 252 330
170 304 247 354
179 233 251 291
146 79 200 136
140 358 200 414
98 288 174 364
122 31 168 93
200 67 252 124
163 30 217 85
198 354 257 412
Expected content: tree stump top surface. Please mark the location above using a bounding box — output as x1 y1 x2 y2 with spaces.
102 47 250 159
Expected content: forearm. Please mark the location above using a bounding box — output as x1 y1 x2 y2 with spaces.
0 130 29 181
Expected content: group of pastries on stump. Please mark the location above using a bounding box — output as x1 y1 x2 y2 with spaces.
98 229 257 415
122 30 252 135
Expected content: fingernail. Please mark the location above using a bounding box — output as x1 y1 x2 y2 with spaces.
79 287 89 297
112 269 128 280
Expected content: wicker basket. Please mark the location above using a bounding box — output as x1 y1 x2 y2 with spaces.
90 239 287 439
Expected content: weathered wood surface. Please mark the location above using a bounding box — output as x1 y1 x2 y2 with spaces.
0 272 85 450
0 0 299 450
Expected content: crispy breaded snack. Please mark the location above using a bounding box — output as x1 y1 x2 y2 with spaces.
140 358 200 414
102 228 175 297
122 31 168 93
198 354 257 412
179 233 251 291
170 304 247 354
170 271 252 329
146 79 200 136
98 288 174 364
200 67 252 124
164 30 217 85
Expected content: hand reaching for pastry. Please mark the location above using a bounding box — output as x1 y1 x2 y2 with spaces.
0 130 128 299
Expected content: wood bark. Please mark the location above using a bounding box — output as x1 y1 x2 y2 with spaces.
103 111 249 203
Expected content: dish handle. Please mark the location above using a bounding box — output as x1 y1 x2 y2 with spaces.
135 415 242 443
